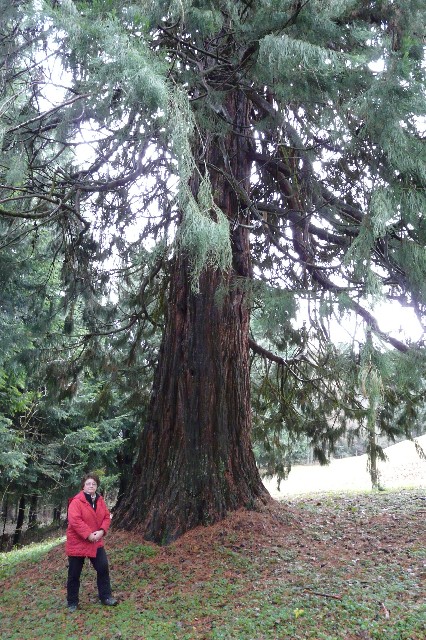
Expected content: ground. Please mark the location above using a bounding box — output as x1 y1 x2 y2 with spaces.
1 437 425 638
1 487 425 639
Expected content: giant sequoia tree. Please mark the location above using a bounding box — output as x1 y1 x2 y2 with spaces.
1 1 426 541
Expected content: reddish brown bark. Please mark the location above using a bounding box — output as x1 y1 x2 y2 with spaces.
115 91 269 543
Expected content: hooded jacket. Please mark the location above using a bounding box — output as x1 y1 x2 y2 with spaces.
66 490 111 558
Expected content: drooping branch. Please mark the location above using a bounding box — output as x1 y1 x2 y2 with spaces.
249 336 308 366
290 224 410 352
5 93 90 135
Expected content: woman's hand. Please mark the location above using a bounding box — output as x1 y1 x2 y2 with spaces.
91 530 105 542
88 530 104 542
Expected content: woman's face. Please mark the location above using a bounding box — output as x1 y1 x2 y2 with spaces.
83 478 98 496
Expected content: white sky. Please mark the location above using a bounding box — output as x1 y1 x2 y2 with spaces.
331 301 424 345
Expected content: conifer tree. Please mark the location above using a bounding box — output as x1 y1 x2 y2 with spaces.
1 1 425 541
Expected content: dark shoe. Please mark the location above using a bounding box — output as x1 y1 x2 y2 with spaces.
101 597 118 606
67 603 78 612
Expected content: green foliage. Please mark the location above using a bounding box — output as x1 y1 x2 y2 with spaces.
396 241 426 302
251 278 426 483
0 417 27 480
176 175 233 291
53 3 169 112
172 89 233 290
258 33 344 78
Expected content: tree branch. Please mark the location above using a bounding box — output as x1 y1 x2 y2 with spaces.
6 93 89 134
249 337 308 366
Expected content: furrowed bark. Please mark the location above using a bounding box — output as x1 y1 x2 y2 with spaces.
115 90 269 543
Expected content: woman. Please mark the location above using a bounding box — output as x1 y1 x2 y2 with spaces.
66 473 118 611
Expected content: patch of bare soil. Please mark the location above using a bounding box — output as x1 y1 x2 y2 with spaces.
263 434 426 499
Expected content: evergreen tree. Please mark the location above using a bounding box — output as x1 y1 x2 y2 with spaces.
1 1 425 541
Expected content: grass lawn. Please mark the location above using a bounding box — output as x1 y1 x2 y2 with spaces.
0 489 425 639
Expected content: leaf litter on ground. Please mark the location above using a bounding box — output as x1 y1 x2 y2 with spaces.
0 488 425 639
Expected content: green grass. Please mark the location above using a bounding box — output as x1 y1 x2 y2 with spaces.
0 536 65 580
0 490 425 640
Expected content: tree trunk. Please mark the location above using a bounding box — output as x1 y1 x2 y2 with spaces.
367 423 380 490
116 90 269 542
52 504 62 524
114 428 137 513
28 493 38 530
12 495 26 546
0 492 9 551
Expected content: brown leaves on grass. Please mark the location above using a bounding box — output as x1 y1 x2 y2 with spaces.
1 489 425 639
99 491 425 606
24 490 426 601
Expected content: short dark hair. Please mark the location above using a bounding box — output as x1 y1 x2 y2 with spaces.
81 472 101 489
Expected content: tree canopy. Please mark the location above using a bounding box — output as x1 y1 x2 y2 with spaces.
1 0 425 541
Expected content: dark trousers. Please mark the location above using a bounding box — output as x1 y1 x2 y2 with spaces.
67 547 112 605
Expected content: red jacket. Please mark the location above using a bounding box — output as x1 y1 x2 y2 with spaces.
66 491 111 558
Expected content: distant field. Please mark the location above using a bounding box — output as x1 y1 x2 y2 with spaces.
263 434 426 499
